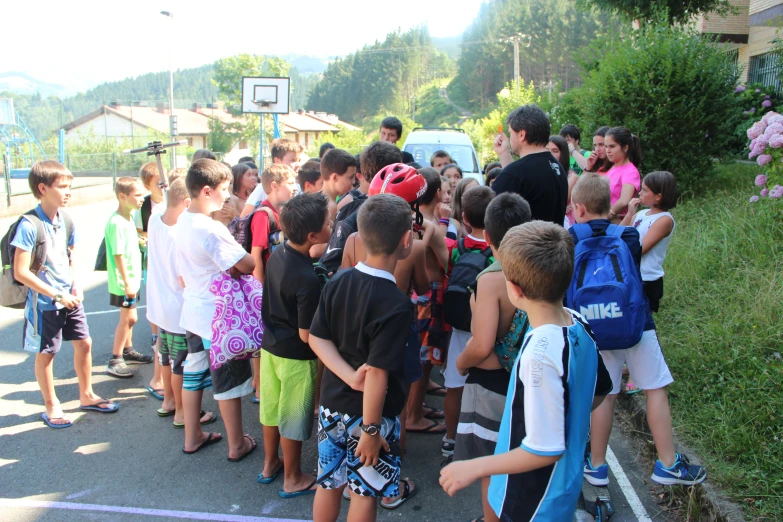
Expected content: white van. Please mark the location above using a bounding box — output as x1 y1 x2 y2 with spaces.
402 128 483 185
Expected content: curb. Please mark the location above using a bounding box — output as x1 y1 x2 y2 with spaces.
616 393 746 522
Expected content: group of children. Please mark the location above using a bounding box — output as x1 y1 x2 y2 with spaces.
7 109 706 522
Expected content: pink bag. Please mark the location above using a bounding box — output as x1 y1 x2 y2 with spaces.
209 273 264 370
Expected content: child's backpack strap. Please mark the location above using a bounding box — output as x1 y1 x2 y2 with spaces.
22 211 48 276
606 223 624 238
572 223 595 242
61 211 74 262
457 238 466 256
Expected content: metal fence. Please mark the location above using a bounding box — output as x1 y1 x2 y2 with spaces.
748 52 782 93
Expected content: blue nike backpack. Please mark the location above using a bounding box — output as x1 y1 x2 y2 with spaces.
566 224 646 350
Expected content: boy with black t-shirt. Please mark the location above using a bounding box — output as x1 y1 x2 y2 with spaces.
309 194 415 522
258 192 333 498
492 104 568 225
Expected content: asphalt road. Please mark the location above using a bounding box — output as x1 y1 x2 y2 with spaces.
0 200 676 522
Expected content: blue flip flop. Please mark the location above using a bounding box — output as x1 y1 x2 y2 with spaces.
257 465 284 484
80 400 119 413
252 396 260 404
41 413 72 429
278 479 317 499
145 386 164 400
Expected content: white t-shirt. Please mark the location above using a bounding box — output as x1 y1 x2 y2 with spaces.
244 184 268 209
146 214 185 334
133 197 166 230
175 211 247 339
633 209 675 281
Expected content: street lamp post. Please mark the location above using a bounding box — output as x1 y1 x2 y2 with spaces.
161 10 176 169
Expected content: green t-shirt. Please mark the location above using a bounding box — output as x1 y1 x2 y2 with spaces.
105 212 142 296
569 149 590 176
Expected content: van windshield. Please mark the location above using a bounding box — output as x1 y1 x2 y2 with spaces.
403 144 479 173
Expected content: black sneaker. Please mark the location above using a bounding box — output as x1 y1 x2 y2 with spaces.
107 358 134 378
123 348 153 364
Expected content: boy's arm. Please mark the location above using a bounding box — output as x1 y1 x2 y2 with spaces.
250 246 265 283
411 242 430 295
13 248 81 309
309 334 369 391
440 447 560 497
425 221 449 270
457 278 499 374
341 233 356 269
233 252 255 277
354 366 392 467
113 254 136 298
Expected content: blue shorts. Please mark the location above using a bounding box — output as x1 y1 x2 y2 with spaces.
316 408 401 497
23 305 90 355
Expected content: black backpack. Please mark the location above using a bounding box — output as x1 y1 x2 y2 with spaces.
442 239 492 331
1 209 73 308
316 193 367 278
140 195 153 232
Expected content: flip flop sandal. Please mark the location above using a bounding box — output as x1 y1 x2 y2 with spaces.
173 410 216 428
422 405 445 420
41 413 72 429
79 400 119 413
470 517 485 522
407 420 447 434
342 488 351 501
145 386 164 400
257 465 284 484
227 435 257 462
252 396 260 404
278 478 318 499
157 408 175 417
380 479 418 510
426 384 447 397
624 381 642 395
182 432 222 455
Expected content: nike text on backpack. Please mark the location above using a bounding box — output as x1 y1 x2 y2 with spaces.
228 205 283 254
1 210 73 308
442 239 493 331
566 224 646 350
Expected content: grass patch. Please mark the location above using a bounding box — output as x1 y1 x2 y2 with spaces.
656 162 783 520
415 81 463 127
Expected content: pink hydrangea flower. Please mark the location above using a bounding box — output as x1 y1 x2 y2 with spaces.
748 121 766 140
770 185 783 199
769 114 783 125
762 111 778 123
769 134 783 148
761 188 769 197
755 174 768 187
750 195 760 202
756 88 762 93
757 154 773 166
764 123 783 137
763 100 773 108
735 85 746 93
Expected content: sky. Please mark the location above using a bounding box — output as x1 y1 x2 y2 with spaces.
5 0 486 92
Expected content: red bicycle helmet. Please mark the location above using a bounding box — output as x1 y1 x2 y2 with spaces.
369 163 427 203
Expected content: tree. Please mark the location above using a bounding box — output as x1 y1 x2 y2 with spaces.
579 0 733 25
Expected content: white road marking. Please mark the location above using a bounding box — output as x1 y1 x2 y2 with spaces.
0 498 307 522
606 445 652 522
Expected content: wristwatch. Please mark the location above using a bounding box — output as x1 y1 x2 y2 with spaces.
53 293 63 303
360 423 381 436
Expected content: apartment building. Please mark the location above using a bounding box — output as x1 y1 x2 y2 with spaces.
697 0 783 87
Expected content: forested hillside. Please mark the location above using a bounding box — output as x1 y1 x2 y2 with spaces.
3 63 318 141
306 27 455 124
450 0 614 111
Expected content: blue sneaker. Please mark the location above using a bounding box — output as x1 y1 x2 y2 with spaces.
584 454 609 486
651 453 707 486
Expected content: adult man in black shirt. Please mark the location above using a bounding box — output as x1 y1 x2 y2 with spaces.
491 105 568 225
379 116 415 164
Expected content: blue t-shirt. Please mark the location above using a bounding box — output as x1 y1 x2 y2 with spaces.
569 219 655 331
10 205 75 317
488 311 607 521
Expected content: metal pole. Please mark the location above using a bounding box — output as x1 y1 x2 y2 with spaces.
3 151 11 207
513 36 520 97
112 152 117 186
258 113 264 172
162 11 176 170
58 129 65 164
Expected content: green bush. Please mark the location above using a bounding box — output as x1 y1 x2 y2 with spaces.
577 23 740 195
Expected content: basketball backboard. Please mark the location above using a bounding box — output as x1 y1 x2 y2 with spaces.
242 77 290 114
